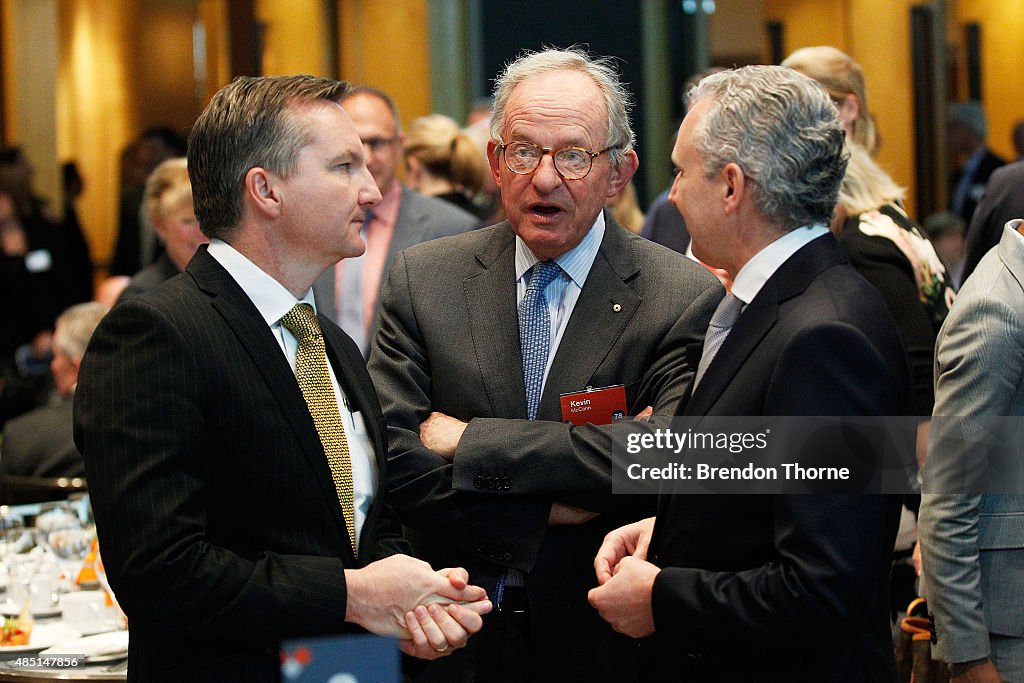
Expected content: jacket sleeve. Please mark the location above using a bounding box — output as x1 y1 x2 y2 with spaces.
919 285 1024 664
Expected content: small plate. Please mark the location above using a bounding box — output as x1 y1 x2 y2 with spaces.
41 630 129 662
0 622 81 654
0 604 61 619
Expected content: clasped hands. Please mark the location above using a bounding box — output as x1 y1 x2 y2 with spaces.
344 555 492 659
587 516 660 638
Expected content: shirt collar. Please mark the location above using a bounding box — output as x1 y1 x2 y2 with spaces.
207 239 316 327
514 211 606 287
730 224 829 305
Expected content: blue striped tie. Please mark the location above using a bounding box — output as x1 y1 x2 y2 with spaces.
518 261 563 420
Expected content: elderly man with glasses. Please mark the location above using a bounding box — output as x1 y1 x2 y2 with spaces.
368 47 722 682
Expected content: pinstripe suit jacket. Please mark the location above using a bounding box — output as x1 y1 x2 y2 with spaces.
74 246 407 683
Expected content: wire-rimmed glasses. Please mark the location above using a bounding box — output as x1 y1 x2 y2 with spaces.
499 141 613 180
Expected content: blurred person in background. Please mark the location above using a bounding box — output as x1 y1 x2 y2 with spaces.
60 161 94 302
313 86 478 358
947 101 1005 231
118 158 207 302
606 181 644 234
403 113 490 221
1012 119 1024 161
962 160 1024 287
1 162 83 427
1 302 107 488
109 126 187 276
924 211 967 288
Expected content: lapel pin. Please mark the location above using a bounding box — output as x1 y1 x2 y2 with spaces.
612 303 622 312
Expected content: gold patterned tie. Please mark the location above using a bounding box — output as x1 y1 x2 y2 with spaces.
280 303 357 556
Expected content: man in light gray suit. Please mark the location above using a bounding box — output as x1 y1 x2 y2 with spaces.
920 218 1024 683
368 48 721 681
313 86 479 358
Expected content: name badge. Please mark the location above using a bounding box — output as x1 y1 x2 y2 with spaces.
560 384 627 426
25 249 53 273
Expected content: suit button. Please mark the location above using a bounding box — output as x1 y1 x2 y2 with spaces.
473 476 485 489
501 477 511 489
475 546 485 555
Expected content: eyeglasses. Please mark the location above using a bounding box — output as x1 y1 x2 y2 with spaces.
362 136 399 152
499 141 613 180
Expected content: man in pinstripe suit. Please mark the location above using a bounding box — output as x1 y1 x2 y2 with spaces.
74 75 489 683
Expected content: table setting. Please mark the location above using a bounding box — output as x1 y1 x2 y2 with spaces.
0 501 128 681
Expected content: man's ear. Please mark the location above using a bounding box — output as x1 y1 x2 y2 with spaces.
245 167 281 218
607 149 639 197
486 139 503 187
721 162 746 215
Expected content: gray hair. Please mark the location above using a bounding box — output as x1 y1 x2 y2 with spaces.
948 101 987 141
489 47 635 165
188 75 351 239
54 302 109 359
688 65 848 230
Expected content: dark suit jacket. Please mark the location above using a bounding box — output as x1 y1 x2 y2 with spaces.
118 252 179 303
313 185 479 357
2 396 82 480
368 216 722 681
645 234 913 682
640 189 691 255
74 246 408 683
951 148 1006 230
962 160 1024 283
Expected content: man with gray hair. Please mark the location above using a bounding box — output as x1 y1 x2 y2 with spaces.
369 47 721 680
589 65 913 681
2 302 107 485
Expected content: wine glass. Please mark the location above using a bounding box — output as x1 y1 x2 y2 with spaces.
44 524 94 593
0 527 37 612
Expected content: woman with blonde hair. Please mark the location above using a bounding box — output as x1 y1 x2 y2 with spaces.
782 45 877 154
403 113 488 220
786 46 954 415
117 157 207 302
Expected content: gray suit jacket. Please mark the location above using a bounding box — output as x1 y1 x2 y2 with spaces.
2 396 83 479
313 185 479 356
920 220 1024 664
368 215 722 679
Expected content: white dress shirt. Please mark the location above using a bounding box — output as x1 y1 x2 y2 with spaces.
208 239 377 547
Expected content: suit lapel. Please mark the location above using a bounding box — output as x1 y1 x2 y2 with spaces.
998 223 1024 286
187 249 355 554
539 218 642 418
464 223 529 418
380 187 426 300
